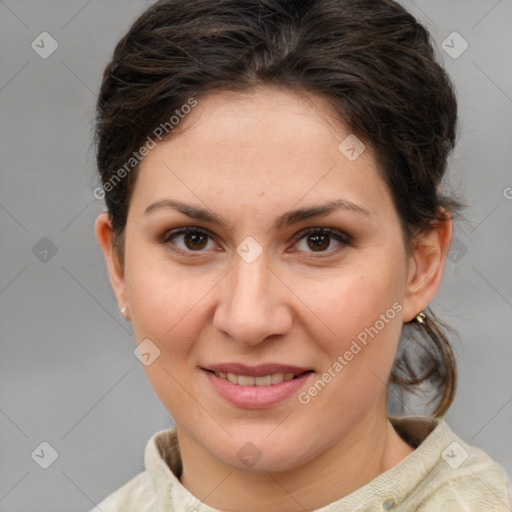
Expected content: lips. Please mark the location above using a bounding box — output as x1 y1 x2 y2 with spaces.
203 367 314 408
201 362 315 408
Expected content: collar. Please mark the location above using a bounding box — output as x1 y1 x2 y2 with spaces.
143 416 448 511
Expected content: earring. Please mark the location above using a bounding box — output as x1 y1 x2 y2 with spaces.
120 306 129 320
415 311 426 324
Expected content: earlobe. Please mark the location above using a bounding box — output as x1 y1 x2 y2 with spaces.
402 211 453 323
95 212 128 307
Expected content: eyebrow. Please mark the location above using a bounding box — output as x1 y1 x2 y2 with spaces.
144 198 370 230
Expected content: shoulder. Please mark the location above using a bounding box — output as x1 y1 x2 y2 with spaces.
89 471 154 512
409 419 510 511
88 427 180 512
414 468 510 511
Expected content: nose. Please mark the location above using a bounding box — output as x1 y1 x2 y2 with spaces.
212 251 293 346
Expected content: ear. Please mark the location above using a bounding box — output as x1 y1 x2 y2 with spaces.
402 209 453 323
95 212 128 310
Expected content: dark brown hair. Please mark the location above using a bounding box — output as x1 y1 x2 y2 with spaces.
95 0 464 416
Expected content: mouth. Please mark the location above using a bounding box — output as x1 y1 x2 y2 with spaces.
201 363 315 408
203 369 314 386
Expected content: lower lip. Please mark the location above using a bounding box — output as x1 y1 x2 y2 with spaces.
203 369 314 408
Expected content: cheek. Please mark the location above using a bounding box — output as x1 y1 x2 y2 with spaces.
126 248 216 337
125 258 225 419
295 263 405 394
126 259 214 421
125 233 407 414
299 264 403 342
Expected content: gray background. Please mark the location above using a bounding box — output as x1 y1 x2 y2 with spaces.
0 1 511 511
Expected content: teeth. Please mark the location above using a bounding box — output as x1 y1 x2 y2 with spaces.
215 371 302 386
227 372 238 384
238 375 255 386
255 375 272 386
271 373 283 385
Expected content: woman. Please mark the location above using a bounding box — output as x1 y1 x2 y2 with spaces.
92 0 509 510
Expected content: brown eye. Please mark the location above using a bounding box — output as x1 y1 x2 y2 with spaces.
183 232 208 250
161 227 215 253
294 228 350 255
306 232 331 251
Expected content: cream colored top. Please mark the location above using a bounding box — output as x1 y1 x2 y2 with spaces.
91 416 510 511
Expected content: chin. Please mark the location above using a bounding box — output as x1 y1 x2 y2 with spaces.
211 431 312 474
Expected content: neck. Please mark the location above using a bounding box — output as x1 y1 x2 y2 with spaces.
177 400 414 511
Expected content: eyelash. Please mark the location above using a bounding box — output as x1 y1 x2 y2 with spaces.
159 226 351 258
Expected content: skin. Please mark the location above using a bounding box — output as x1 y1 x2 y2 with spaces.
96 86 452 511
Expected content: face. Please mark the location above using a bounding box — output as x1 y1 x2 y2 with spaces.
97 86 448 473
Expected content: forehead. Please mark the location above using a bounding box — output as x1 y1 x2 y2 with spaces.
130 86 394 226
171 86 351 154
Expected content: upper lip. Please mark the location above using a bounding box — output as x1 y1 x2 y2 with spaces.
203 363 313 377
